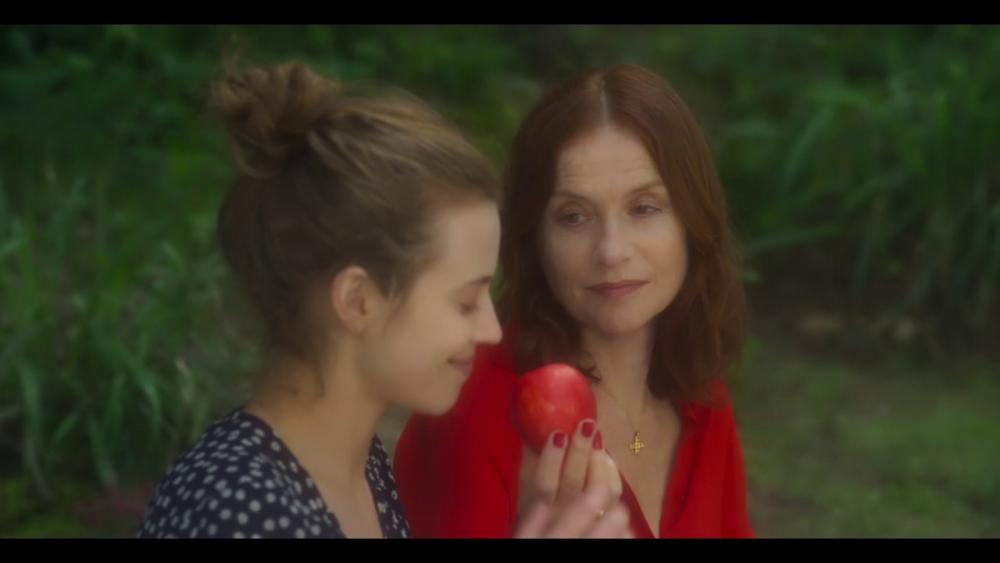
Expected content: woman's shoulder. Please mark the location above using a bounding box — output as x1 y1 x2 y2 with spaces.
677 376 744 440
137 411 332 538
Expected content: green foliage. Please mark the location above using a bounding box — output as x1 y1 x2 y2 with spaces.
1 26 997 529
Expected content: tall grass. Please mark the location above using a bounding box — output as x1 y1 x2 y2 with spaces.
1 25 997 502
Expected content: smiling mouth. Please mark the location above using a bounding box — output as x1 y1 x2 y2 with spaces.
587 280 647 298
448 358 474 376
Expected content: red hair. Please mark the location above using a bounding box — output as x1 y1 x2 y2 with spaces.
498 64 745 404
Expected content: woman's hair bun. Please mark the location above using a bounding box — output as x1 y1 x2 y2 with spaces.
210 62 341 179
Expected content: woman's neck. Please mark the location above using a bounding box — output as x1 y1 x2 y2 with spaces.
580 324 656 417
244 352 386 489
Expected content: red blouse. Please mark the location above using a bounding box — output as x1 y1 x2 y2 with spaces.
393 338 754 538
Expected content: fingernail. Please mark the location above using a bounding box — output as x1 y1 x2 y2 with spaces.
554 432 567 448
582 421 595 438
593 431 603 450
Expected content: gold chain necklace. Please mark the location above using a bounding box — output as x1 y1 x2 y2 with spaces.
594 385 647 456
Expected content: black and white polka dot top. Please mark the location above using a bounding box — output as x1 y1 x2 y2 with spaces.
137 409 409 538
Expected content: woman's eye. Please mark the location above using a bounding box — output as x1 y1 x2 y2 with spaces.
633 203 661 216
557 211 587 226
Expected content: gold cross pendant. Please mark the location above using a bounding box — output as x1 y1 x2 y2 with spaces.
627 431 645 455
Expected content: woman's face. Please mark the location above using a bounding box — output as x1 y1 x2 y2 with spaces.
538 125 688 339
361 198 503 415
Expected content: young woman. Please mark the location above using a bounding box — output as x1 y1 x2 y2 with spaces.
137 61 630 539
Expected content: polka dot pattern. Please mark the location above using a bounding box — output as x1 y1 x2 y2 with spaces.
137 410 409 538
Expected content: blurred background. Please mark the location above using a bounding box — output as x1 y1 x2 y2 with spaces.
1 25 998 538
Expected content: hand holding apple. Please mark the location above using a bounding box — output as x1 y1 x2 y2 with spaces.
510 363 597 454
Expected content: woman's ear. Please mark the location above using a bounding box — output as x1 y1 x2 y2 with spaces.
329 266 386 335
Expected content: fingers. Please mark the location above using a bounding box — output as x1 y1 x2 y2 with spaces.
519 430 634 539
585 449 623 505
585 502 632 539
516 451 633 539
544 470 616 538
533 430 569 504
512 500 553 539
556 419 597 502
516 496 633 539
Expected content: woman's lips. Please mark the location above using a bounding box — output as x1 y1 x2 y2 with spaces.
586 280 647 299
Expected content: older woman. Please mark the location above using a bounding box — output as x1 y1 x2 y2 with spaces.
394 63 753 538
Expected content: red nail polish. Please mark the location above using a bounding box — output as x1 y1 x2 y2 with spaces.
593 431 603 450
554 432 567 448
582 421 595 438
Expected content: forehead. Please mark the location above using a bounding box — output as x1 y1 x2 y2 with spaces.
415 199 500 283
554 125 662 199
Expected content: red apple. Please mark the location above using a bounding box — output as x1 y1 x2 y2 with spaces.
510 363 597 453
